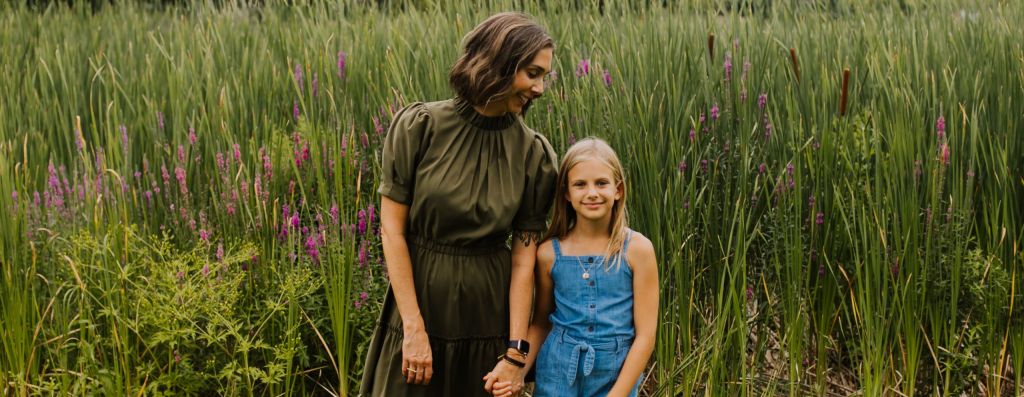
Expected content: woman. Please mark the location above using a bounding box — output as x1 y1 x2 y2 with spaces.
360 12 557 397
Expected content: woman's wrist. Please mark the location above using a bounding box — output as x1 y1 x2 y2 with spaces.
402 318 425 333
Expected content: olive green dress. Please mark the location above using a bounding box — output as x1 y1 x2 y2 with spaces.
360 97 558 396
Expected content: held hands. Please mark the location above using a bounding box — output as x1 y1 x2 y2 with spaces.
482 350 527 397
402 325 433 385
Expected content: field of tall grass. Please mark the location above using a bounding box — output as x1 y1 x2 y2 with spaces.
1 0 1021 395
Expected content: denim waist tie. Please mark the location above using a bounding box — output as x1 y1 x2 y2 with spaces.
556 327 628 385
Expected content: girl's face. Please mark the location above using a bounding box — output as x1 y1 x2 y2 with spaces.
565 158 622 223
503 47 553 115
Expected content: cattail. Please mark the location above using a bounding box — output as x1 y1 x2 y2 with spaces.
707 34 715 61
789 48 801 83
840 68 850 116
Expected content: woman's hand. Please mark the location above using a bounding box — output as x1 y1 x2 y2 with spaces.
482 357 525 396
402 324 433 385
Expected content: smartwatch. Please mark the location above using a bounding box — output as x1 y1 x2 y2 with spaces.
507 339 530 354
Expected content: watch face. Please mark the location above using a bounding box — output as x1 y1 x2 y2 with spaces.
508 339 530 353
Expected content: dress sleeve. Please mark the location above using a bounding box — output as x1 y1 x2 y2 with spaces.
512 133 558 232
377 103 431 205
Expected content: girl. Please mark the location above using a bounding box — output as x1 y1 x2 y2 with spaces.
487 137 659 397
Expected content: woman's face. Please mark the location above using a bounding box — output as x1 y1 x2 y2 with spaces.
503 47 553 115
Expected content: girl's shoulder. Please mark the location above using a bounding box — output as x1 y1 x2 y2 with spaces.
625 231 657 272
535 238 557 274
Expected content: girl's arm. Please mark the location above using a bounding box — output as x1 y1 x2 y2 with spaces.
608 234 659 397
380 196 433 385
487 239 557 395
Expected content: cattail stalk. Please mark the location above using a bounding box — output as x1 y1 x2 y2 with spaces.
840 68 850 116
789 47 801 83
707 34 715 61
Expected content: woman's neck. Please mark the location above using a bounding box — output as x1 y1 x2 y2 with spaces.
473 101 508 117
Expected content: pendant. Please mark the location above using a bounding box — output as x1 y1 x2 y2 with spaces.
582 271 590 279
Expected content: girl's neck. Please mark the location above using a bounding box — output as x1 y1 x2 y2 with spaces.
569 218 612 242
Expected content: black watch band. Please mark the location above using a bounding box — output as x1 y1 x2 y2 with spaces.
507 339 530 354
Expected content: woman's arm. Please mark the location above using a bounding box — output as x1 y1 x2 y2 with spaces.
487 240 556 395
484 231 541 394
380 196 433 385
607 234 659 397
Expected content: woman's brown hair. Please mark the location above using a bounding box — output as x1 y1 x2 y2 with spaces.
448 12 553 113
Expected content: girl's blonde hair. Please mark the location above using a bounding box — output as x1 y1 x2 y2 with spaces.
546 137 629 269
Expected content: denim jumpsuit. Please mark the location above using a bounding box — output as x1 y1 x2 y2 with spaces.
534 231 640 396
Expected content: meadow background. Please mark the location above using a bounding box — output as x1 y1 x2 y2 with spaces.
1 0 1022 395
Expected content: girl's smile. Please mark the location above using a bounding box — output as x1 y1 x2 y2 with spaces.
566 158 622 222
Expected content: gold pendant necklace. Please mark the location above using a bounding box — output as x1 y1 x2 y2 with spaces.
576 256 593 279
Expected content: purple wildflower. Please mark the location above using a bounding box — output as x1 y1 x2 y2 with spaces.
188 127 197 146
74 127 84 152
199 229 210 241
818 264 825 276
678 160 687 174
157 111 165 131
689 129 696 142
575 59 590 77
808 195 816 209
758 163 767 174
764 122 773 140
940 143 950 165
368 204 377 228
360 132 369 149
700 159 709 174
174 167 188 195
233 144 241 163
786 162 794 176
724 55 733 81
293 101 300 121
936 115 946 140
757 93 767 110
358 240 368 268
337 51 347 79
177 145 186 164
294 63 304 92
216 243 224 262
291 213 300 229
120 125 129 148
357 209 367 235
710 104 720 121
815 212 824 225
602 70 612 87
329 205 339 225
373 116 384 134
746 286 754 300
699 113 706 124
305 235 320 263
174 350 182 364
201 263 210 276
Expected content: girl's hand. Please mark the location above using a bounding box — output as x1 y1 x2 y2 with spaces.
488 379 524 397
482 359 525 396
402 325 433 385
